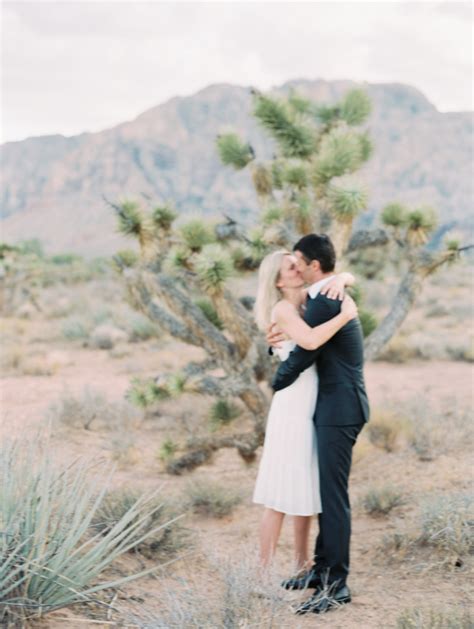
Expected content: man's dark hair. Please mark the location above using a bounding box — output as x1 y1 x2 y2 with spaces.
293 233 336 273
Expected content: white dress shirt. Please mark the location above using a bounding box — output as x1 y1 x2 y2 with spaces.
307 275 336 299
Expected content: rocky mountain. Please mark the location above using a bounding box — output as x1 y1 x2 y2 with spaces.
1 79 472 256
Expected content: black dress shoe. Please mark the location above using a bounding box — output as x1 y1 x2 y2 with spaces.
281 568 322 590
294 584 351 615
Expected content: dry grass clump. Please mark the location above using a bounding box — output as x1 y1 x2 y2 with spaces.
362 485 405 516
109 434 140 467
46 386 141 430
377 337 421 363
92 489 188 559
184 479 242 518
378 492 474 570
126 551 288 629
352 432 374 464
396 606 472 628
418 493 474 566
400 397 472 461
367 408 407 452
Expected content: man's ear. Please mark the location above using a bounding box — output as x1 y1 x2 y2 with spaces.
310 259 321 273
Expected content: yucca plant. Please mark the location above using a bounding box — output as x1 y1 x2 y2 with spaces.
0 435 183 622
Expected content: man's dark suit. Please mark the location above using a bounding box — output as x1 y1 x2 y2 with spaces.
272 290 369 587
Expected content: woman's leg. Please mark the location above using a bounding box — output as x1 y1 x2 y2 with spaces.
293 515 313 571
259 508 285 568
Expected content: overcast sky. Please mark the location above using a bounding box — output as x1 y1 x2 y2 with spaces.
1 1 472 144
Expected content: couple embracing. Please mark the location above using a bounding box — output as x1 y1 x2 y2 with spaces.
252 233 370 615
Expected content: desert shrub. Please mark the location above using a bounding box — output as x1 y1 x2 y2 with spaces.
418 494 474 564
127 313 160 341
396 607 473 628
359 309 378 338
209 398 240 430
109 434 139 467
352 433 373 464
61 316 91 341
0 435 181 623
92 306 113 325
425 303 450 318
446 343 474 363
92 489 187 559
0 346 23 371
127 551 286 629
377 337 420 363
47 387 140 430
50 253 82 265
362 485 404 516
184 480 242 518
158 438 178 463
400 397 472 460
127 377 171 409
367 409 405 452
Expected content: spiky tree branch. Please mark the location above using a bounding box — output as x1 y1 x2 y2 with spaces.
112 86 468 474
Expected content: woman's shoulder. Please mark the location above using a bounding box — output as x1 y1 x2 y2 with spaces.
272 299 298 321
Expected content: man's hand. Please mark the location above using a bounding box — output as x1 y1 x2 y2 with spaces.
266 322 286 348
320 275 345 300
341 294 358 321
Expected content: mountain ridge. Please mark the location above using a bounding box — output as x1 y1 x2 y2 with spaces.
1 79 472 256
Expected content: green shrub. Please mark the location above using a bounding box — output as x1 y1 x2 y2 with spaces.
359 309 378 338
158 438 178 463
209 399 240 430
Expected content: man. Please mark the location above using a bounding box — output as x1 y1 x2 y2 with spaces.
268 233 369 615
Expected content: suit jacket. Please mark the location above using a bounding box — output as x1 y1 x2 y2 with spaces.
272 292 370 426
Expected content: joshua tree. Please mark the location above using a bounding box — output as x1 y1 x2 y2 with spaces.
110 87 468 472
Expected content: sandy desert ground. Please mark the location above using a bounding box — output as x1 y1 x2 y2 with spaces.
1 261 473 628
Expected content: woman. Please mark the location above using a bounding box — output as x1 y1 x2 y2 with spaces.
253 250 357 571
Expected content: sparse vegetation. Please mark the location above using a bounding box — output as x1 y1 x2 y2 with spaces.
418 494 474 565
362 485 404 516
47 387 140 430
367 409 405 452
127 551 286 628
396 607 473 628
184 480 242 518
209 398 241 430
158 438 178 463
0 435 180 624
92 489 187 559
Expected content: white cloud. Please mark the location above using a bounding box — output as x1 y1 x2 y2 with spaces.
1 1 472 143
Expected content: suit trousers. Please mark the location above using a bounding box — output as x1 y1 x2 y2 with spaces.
313 423 364 587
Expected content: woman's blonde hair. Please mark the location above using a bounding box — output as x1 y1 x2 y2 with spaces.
254 250 290 331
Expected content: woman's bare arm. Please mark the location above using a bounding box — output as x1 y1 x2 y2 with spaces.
273 296 357 350
320 272 356 299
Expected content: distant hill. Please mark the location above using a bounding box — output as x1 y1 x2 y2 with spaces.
1 79 472 256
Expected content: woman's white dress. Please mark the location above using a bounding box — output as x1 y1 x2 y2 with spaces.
253 338 322 516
